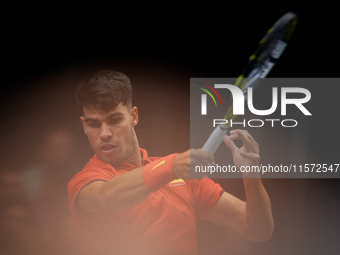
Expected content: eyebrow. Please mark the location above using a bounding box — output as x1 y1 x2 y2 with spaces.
84 112 124 122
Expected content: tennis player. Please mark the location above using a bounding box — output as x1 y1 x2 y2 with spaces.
68 70 274 255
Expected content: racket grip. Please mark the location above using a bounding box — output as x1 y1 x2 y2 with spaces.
202 125 229 154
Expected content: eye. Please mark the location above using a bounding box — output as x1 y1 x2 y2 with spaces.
107 117 122 125
88 122 101 128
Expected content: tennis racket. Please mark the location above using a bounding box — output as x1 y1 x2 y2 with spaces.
202 12 298 154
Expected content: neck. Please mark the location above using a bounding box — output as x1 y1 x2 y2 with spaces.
112 128 142 168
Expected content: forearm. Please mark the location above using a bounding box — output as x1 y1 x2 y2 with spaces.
242 176 274 241
79 155 177 213
98 167 151 212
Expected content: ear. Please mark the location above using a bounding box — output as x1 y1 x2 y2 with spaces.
131 106 138 127
80 116 88 135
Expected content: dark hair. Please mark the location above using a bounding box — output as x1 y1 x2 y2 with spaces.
76 70 132 114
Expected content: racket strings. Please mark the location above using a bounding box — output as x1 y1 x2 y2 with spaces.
221 13 298 127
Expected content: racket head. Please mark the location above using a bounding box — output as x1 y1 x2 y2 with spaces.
239 12 298 88
224 12 298 120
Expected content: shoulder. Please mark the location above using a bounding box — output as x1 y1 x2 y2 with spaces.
187 177 222 189
187 178 224 202
67 155 116 205
70 155 114 182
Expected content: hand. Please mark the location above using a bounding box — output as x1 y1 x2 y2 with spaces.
172 149 214 180
223 129 260 177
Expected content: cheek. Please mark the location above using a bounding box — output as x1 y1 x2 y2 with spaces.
86 130 100 144
116 126 133 144
117 122 132 135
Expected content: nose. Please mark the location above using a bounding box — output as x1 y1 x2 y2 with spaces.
99 123 112 140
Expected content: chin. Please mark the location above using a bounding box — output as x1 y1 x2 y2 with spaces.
101 154 120 166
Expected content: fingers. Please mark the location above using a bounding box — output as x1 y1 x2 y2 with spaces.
229 129 259 152
223 135 238 153
173 149 214 180
190 148 215 165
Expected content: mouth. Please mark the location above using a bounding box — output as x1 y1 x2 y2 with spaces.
100 144 117 153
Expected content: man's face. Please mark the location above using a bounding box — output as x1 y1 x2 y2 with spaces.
80 103 139 166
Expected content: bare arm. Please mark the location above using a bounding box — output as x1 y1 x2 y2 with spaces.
77 149 214 213
77 167 150 213
205 179 273 242
205 130 274 242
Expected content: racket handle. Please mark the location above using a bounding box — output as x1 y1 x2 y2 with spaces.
202 125 229 154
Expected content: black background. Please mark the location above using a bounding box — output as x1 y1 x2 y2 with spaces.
1 3 340 255
3 4 339 89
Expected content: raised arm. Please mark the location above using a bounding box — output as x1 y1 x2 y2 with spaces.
204 129 274 242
